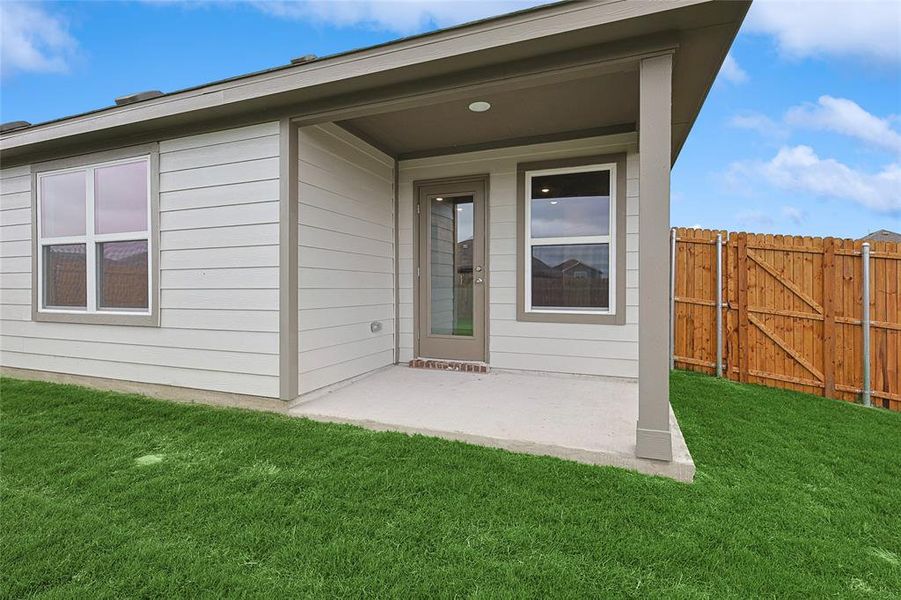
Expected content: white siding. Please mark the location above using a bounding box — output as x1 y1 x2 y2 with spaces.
398 133 640 379
298 124 395 394
0 122 281 397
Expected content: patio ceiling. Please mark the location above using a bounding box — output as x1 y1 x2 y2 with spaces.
339 69 639 159
324 0 749 162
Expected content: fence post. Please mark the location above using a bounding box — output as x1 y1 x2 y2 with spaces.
670 228 676 370
823 238 835 398
861 242 871 407
716 232 723 378
737 233 749 383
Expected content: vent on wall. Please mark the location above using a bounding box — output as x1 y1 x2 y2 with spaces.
0 121 31 133
114 90 164 106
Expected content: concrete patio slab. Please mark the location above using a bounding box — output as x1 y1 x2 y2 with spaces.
289 366 695 482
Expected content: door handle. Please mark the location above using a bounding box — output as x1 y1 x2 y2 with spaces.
475 277 484 284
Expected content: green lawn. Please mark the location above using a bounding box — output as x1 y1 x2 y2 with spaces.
2 372 900 598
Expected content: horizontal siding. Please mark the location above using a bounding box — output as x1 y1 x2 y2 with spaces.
397 133 640 379
298 124 395 395
0 122 281 397
160 179 279 212
160 223 279 250
299 304 395 331
0 319 277 354
161 245 278 270
299 350 395 395
0 351 272 396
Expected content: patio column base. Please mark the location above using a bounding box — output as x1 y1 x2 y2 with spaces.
635 426 673 462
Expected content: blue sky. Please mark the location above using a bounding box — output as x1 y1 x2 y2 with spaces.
2 0 899 238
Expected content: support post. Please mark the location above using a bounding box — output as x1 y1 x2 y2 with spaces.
278 119 299 401
670 228 676 370
636 52 674 462
716 233 723 378
861 242 871 407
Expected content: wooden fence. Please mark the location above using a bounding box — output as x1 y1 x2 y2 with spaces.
671 227 900 411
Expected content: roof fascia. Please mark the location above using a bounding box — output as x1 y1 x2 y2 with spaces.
0 0 707 153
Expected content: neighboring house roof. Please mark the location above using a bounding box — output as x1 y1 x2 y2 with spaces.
532 257 603 278
859 229 901 243
532 256 558 277
557 259 602 276
0 0 749 165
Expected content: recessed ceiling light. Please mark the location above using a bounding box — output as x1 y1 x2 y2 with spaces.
541 187 550 193
435 197 444 201
468 101 491 113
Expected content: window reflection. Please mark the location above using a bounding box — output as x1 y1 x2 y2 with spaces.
530 170 610 238
430 195 474 336
531 244 609 310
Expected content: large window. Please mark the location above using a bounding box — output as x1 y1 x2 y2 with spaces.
516 153 625 325
35 150 156 325
523 163 616 316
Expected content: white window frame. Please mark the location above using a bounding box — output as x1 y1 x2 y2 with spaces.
36 155 153 317
523 162 617 316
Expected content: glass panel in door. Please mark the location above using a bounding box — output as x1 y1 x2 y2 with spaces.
430 195 473 336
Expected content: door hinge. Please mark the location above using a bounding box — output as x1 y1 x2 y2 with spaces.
416 202 420 215
416 267 420 278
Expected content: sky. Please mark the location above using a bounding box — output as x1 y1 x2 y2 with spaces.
2 0 899 239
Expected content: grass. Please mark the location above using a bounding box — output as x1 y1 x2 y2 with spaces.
2 372 900 598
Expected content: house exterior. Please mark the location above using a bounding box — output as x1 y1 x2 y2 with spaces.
0 1 750 465
860 230 901 243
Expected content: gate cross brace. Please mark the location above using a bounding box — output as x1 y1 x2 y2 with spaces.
748 313 825 382
746 250 824 315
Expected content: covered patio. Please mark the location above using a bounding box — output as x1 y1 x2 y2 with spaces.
285 2 748 481
290 366 694 482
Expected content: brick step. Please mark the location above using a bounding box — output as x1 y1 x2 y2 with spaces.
408 359 489 373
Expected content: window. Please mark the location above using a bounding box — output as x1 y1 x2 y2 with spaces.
517 154 626 325
525 163 615 314
33 145 158 326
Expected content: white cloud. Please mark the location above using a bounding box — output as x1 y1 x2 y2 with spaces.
786 96 901 155
0 2 78 78
745 0 901 64
729 112 786 138
719 53 748 84
250 0 544 34
731 96 901 158
736 209 775 228
729 145 901 214
781 205 805 224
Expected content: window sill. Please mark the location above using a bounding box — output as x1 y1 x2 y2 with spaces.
516 309 625 325
33 310 159 327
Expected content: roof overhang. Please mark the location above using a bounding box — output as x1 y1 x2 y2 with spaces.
0 0 750 166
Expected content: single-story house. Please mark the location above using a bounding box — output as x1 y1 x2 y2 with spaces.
860 229 901 243
0 0 749 480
